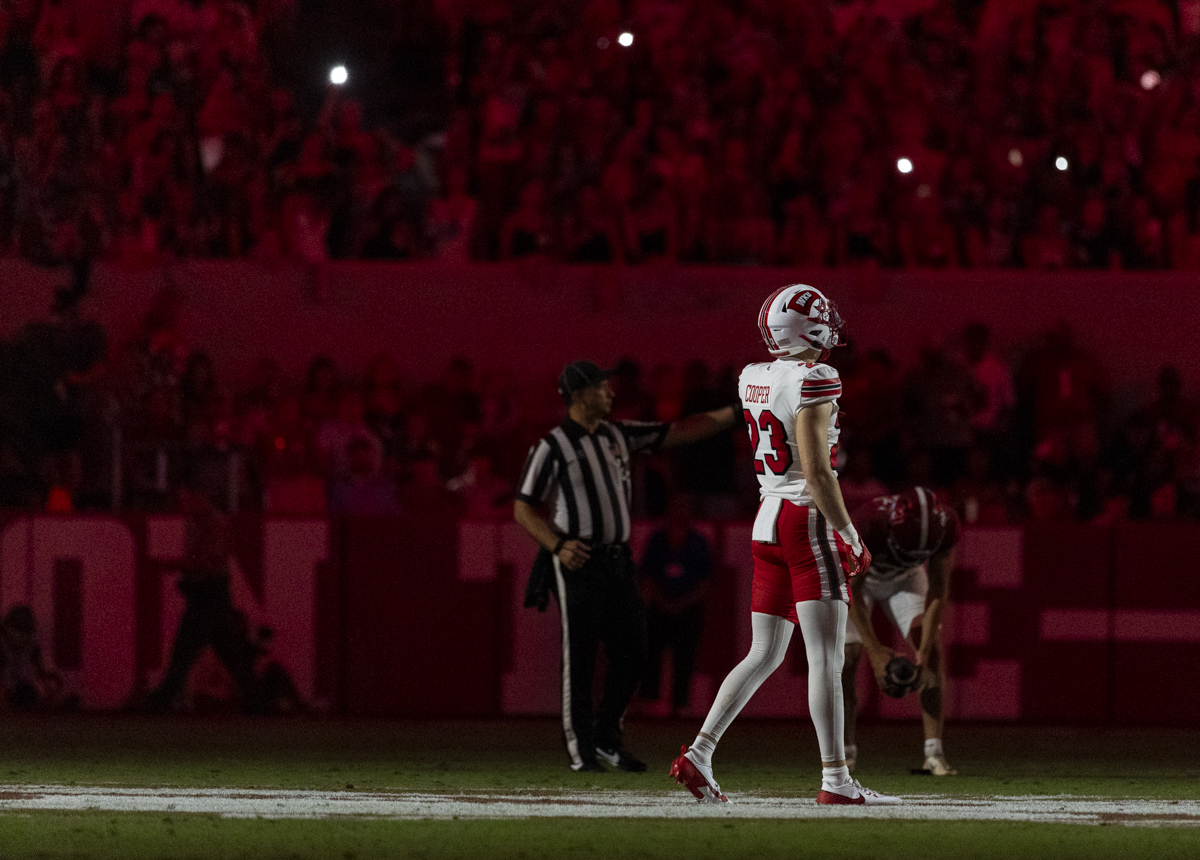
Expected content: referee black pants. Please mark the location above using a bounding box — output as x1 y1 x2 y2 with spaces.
551 545 646 769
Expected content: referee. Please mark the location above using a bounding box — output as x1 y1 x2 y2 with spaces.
515 360 736 773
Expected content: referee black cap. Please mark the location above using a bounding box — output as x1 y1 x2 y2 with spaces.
558 360 612 402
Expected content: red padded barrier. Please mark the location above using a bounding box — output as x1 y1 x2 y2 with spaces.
0 513 1196 722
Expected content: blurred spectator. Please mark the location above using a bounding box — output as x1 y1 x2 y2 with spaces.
609 357 656 422
0 604 68 710
962 321 1015 478
180 350 219 437
947 446 1011 526
638 494 713 718
327 436 399 516
144 477 261 713
1024 474 1076 522
361 353 409 475
563 185 623 263
962 323 1013 434
965 199 1018 268
360 186 417 259
447 453 510 519
777 195 833 267
1015 320 1109 477
0 0 1198 269
1071 193 1121 269
839 449 888 513
500 179 553 260
399 455 464 521
1127 365 1199 517
315 389 381 480
301 354 339 426
903 335 981 487
840 347 906 487
671 360 737 518
426 165 478 260
623 180 678 264
1021 206 1071 270
260 393 325 515
898 193 959 268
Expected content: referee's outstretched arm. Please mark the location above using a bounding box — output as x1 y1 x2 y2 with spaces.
660 405 739 448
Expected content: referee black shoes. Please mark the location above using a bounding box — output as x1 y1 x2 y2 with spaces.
596 746 648 773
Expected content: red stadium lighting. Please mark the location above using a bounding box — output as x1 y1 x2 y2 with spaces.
597 36 610 49
1008 148 1023 167
896 157 914 174
618 32 634 47
1055 156 1069 171
1141 70 1161 90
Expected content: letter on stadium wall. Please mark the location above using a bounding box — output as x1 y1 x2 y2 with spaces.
0 517 137 709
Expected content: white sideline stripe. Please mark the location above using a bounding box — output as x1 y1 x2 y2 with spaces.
1040 609 1200 642
1 786 1199 826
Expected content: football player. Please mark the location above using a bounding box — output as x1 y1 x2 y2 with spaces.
671 284 900 806
842 487 960 776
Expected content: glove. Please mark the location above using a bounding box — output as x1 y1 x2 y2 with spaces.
882 655 920 698
837 524 872 577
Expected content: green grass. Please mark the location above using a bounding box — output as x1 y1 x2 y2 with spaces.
2 715 1200 858
2 815 1200 860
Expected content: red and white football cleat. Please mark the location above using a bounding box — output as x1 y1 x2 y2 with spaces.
670 746 729 804
816 778 901 806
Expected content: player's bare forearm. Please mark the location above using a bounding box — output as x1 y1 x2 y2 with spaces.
917 597 942 664
795 403 852 530
917 548 955 663
661 405 737 448
848 577 884 654
804 469 852 531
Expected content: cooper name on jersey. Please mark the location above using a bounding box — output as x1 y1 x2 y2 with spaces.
744 384 771 404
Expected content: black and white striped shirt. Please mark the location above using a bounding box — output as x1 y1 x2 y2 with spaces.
516 418 669 545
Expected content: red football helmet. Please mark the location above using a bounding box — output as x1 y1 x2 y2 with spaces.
882 487 955 566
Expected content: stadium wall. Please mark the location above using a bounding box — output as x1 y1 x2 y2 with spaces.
0 260 1197 398
0 513 1196 725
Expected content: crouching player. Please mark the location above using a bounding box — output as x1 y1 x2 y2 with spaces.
671 284 900 806
843 487 960 776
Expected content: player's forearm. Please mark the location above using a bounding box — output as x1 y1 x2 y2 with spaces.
919 552 953 660
918 598 944 662
804 468 852 532
513 501 562 553
662 406 737 448
848 596 884 653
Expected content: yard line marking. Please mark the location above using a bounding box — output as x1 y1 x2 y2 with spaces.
1 786 1199 826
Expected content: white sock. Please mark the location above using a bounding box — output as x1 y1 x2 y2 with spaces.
689 734 716 767
822 765 851 790
924 738 944 758
694 613 794 767
795 600 848 763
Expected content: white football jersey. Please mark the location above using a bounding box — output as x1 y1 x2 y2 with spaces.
739 359 842 542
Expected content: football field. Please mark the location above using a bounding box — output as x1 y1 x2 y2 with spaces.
1 715 1199 859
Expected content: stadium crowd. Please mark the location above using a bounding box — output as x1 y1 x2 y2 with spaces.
0 287 1195 528
2 0 1198 268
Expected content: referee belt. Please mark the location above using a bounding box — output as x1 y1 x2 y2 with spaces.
589 542 630 558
